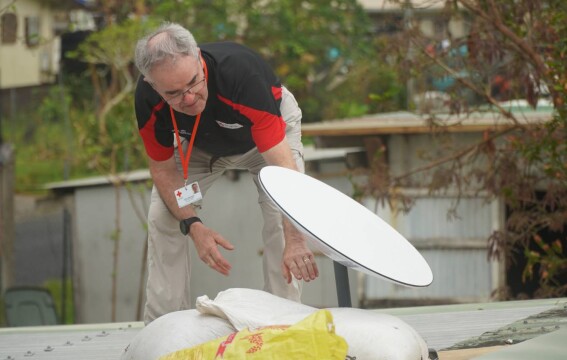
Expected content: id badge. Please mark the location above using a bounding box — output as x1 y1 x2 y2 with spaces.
174 181 203 208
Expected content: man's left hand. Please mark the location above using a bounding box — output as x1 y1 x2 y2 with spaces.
281 241 319 284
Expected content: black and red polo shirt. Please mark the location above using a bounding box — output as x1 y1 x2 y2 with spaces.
135 41 287 161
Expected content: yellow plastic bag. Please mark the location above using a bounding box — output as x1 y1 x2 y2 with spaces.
160 309 348 360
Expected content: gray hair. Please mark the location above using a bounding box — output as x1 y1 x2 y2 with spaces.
135 22 199 79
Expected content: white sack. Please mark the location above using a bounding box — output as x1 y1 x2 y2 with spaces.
197 288 429 360
120 309 235 360
329 307 429 360
196 286 316 327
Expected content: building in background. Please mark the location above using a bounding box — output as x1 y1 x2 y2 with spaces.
0 0 97 120
0 0 61 119
45 148 363 323
0 0 97 298
43 106 554 323
302 107 555 307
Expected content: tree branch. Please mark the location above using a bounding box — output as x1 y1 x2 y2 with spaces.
457 0 553 100
412 37 520 125
393 124 519 182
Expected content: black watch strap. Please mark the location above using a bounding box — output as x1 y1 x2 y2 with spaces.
180 216 202 235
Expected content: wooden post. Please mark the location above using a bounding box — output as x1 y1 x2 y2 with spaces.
0 143 15 293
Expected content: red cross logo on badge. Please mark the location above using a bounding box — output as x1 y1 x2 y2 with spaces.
176 191 182 198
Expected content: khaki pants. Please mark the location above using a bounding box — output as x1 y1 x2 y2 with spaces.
144 87 304 324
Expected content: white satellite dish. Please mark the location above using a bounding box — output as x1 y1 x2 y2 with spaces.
259 166 433 288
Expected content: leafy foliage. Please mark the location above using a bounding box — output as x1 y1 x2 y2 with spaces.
10 0 400 188
367 0 567 298
147 0 401 121
25 0 397 320
68 18 152 174
523 235 567 297
14 0 402 191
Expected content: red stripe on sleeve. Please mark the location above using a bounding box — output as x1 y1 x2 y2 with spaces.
218 95 286 153
272 85 282 100
139 101 174 161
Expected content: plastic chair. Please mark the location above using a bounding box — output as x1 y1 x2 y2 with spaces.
3 286 59 326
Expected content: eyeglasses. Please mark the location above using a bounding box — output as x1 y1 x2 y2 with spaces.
162 77 206 105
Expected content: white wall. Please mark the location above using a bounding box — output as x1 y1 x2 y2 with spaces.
354 131 504 304
71 161 359 323
73 183 149 323
69 135 504 323
362 195 501 303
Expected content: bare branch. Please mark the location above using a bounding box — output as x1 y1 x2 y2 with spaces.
412 38 521 125
392 124 519 182
457 0 554 101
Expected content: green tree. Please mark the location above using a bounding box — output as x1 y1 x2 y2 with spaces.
70 18 150 171
148 0 402 121
21 0 404 318
69 18 154 321
370 0 567 298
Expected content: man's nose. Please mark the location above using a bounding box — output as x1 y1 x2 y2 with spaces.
181 90 197 103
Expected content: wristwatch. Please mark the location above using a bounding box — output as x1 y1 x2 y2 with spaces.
180 217 202 236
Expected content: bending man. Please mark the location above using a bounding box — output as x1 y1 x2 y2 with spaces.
134 23 319 324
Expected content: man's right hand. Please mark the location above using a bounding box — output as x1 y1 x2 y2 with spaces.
189 222 234 275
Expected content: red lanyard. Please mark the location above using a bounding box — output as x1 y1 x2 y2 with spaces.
170 53 208 184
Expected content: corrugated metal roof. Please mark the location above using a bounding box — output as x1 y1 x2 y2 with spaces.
398 304 559 350
474 327 567 360
0 322 142 359
44 146 363 191
1 298 565 359
447 306 567 350
301 110 553 137
379 297 567 353
45 169 151 191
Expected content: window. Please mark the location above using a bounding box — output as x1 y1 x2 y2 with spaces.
25 17 40 47
1 13 17 44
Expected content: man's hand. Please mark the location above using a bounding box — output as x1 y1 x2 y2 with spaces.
189 222 234 275
282 242 319 284
281 220 319 283
261 138 319 283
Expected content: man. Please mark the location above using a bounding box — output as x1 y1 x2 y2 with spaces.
134 22 319 324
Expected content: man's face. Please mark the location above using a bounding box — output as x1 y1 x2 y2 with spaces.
148 54 208 116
